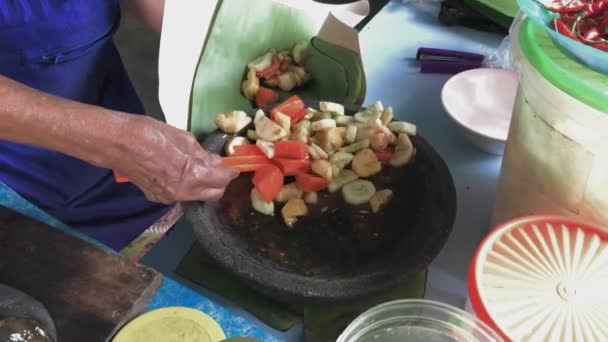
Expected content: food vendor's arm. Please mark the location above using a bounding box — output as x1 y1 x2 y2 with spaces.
0 75 238 203
120 0 165 33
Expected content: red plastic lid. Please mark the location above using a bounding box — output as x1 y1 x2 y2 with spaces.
469 215 608 341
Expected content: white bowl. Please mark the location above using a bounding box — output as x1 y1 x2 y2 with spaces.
441 68 519 155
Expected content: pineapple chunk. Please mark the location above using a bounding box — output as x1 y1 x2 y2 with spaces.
316 127 344 154
311 160 333 180
370 189 393 213
214 110 252 134
256 140 275 159
276 183 303 202
352 148 382 178
274 111 291 132
281 198 308 228
255 115 287 141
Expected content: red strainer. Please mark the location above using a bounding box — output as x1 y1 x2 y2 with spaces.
469 215 608 341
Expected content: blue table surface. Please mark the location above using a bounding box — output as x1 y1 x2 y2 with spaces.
0 2 506 341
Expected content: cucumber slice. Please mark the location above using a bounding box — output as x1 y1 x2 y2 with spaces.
248 52 273 71
339 139 370 153
354 101 383 123
335 116 356 126
311 119 336 131
319 102 345 116
251 188 274 216
345 125 357 144
381 107 394 126
330 152 354 169
294 119 311 132
388 121 417 136
247 129 258 141
312 112 333 121
328 169 359 193
308 143 328 160
390 133 415 167
342 180 376 205
292 41 309 65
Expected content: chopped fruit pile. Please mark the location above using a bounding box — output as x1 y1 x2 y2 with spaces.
215 96 416 228
241 42 312 108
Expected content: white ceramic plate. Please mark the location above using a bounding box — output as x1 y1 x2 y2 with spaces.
441 68 519 155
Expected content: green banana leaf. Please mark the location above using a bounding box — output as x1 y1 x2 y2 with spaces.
189 0 365 138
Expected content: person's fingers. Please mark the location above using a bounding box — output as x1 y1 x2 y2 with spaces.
206 153 222 166
179 187 226 202
188 162 239 189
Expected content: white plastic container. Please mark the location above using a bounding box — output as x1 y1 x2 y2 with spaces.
491 19 608 228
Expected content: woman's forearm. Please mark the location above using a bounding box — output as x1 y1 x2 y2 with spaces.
120 0 165 33
0 75 128 168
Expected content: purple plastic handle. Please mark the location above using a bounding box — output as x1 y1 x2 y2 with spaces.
419 60 482 74
416 47 485 61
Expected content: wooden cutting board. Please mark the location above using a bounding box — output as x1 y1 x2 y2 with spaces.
0 206 162 342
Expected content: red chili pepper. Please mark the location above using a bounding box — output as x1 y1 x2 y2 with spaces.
547 1 584 13
582 26 602 41
583 1 605 16
554 18 580 41
592 42 608 51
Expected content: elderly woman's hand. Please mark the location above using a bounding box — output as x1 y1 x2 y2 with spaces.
112 115 239 204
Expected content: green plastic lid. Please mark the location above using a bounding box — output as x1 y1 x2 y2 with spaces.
518 19 608 113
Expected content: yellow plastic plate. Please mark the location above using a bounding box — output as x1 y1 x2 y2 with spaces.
113 307 226 342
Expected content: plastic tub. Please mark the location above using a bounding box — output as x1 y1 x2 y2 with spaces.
337 299 504 342
491 18 608 228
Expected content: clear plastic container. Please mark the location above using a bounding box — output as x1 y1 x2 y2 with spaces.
337 299 504 342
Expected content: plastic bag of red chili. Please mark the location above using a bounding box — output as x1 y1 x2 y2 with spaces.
517 0 608 74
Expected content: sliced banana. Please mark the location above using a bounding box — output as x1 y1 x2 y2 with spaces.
342 180 376 205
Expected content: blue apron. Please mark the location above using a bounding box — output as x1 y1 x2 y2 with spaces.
0 0 171 251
